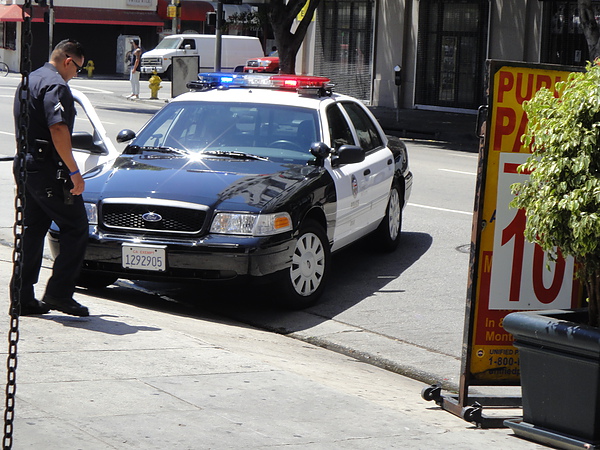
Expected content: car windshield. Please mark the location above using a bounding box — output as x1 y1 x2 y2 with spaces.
154 38 181 50
133 101 321 163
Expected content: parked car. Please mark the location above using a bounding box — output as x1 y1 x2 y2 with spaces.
243 56 279 73
50 73 413 309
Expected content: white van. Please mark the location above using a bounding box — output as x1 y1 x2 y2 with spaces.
140 34 263 79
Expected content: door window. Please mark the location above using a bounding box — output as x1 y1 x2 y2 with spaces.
340 102 383 152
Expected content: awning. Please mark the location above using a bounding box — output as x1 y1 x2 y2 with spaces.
157 0 251 22
0 4 28 22
30 7 164 26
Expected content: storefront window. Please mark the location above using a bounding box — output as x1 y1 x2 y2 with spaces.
1 22 16 50
415 0 488 110
315 0 374 101
542 1 600 66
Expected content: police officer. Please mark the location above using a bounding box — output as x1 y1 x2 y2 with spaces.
13 39 89 316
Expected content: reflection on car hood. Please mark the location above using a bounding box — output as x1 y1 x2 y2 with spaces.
84 154 320 212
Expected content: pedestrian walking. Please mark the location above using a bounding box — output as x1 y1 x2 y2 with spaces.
12 39 90 317
128 39 142 100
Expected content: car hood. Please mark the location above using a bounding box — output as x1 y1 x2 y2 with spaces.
84 154 319 212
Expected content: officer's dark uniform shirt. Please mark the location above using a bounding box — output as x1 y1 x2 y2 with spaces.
13 62 76 166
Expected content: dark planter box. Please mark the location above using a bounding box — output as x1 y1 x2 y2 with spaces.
503 309 600 445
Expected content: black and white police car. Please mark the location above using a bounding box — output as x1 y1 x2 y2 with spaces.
54 73 413 308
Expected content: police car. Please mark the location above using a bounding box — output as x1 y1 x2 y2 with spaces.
58 73 413 308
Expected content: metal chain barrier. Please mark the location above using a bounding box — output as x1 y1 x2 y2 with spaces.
4 1 32 448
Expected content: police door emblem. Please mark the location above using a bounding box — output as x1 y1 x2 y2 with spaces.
351 175 359 197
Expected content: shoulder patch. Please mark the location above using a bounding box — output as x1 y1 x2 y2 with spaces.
54 102 64 113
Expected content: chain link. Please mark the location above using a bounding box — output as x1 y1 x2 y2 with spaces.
4 1 32 448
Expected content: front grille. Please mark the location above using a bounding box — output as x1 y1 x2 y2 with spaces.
101 202 207 234
142 57 161 66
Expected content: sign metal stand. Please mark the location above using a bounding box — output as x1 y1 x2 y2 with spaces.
422 60 584 428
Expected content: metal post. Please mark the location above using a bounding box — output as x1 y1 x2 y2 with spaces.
214 0 223 72
171 0 180 34
48 0 54 60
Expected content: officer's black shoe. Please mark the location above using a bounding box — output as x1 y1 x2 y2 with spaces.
19 299 51 316
42 295 89 317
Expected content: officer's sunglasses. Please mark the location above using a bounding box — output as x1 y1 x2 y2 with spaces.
66 55 84 73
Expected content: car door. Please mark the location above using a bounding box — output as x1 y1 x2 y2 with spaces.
324 102 393 252
71 89 119 174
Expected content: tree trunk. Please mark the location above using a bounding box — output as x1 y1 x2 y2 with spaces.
268 0 321 74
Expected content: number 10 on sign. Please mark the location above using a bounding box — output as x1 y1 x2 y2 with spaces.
488 152 575 310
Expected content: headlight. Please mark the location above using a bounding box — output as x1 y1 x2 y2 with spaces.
210 212 292 236
85 202 98 225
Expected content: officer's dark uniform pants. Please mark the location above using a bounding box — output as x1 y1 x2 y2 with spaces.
18 167 88 303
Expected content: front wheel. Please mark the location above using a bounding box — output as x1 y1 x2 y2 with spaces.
0 62 9 77
375 183 403 252
276 220 330 309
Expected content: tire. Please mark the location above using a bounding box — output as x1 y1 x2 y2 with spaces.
277 219 330 309
0 62 9 77
76 272 118 289
375 183 403 252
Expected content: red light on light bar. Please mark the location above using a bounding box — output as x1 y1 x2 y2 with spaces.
270 75 331 89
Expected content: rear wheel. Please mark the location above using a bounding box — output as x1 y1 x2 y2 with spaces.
375 183 403 252
277 219 330 309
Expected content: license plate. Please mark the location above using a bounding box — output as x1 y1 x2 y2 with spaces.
122 245 167 272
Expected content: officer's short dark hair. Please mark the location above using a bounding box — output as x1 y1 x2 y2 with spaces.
53 39 85 60
132 39 139 46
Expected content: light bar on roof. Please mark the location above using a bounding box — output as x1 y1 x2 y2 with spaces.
195 72 331 90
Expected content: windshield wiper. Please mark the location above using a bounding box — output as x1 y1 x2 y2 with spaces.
135 145 189 156
202 150 268 161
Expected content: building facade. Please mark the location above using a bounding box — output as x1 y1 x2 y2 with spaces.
303 0 592 113
0 1 596 113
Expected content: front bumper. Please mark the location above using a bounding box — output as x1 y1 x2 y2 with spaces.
49 228 294 283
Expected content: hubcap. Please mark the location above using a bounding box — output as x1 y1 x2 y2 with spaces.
388 189 401 240
290 232 325 296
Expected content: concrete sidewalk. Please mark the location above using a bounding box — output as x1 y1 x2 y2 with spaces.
0 243 542 449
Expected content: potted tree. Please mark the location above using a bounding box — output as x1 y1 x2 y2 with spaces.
503 61 600 447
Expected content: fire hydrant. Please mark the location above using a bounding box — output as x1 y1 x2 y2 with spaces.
84 60 94 78
149 71 162 99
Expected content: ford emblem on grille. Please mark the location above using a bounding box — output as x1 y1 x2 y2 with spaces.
142 212 163 223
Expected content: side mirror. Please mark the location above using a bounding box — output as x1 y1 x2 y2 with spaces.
71 132 95 150
117 129 136 143
71 131 106 155
332 145 365 167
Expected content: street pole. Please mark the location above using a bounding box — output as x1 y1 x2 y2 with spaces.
214 0 222 72
170 0 180 34
48 0 54 60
